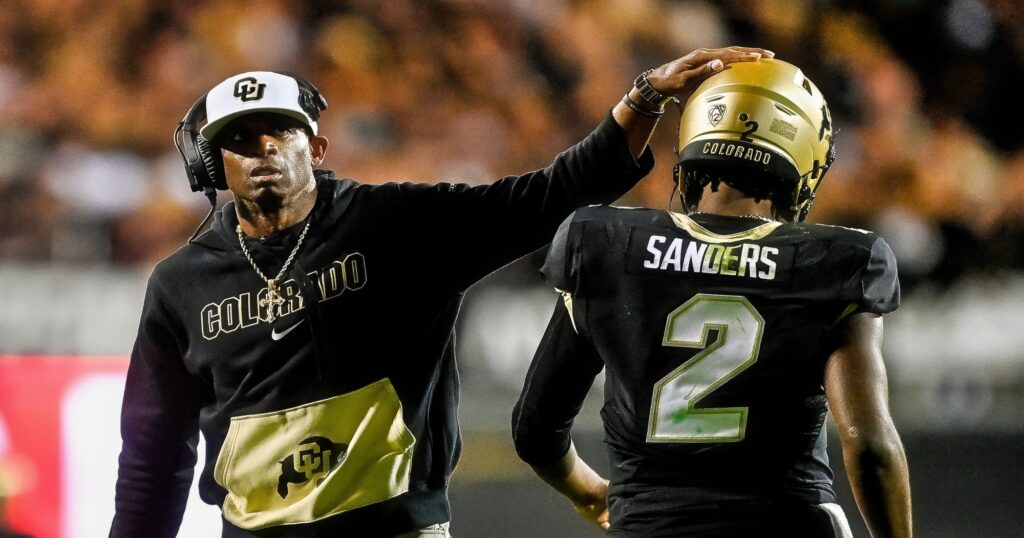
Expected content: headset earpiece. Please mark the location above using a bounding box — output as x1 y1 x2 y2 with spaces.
273 71 328 120
195 135 226 190
173 93 221 243
174 94 227 192
299 88 328 120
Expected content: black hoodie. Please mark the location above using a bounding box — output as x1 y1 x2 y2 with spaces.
111 113 653 537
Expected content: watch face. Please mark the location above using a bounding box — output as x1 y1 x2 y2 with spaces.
635 70 668 106
638 87 663 106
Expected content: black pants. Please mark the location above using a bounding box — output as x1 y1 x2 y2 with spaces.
607 497 851 537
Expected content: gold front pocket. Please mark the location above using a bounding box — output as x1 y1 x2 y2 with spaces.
214 378 416 530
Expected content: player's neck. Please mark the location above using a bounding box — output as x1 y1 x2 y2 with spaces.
696 184 773 220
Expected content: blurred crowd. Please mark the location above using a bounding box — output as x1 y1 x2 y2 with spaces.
0 0 1022 292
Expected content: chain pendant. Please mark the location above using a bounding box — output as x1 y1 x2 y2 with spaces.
237 219 311 325
260 280 287 323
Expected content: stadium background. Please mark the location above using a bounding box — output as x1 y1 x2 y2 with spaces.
0 0 1022 536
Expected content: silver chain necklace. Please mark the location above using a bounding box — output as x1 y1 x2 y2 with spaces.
689 211 776 223
236 218 312 323
738 214 776 223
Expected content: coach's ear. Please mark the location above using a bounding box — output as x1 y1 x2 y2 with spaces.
310 135 329 167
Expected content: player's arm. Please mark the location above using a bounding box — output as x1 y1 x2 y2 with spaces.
512 301 609 531
825 313 912 538
110 275 203 537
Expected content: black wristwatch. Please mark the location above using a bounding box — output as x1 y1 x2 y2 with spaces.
633 69 674 110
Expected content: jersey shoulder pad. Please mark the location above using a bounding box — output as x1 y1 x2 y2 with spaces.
798 221 879 246
571 204 663 227
799 223 899 315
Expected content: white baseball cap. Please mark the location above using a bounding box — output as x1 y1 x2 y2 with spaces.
200 71 319 142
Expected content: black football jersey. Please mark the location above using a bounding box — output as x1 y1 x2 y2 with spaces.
513 206 899 534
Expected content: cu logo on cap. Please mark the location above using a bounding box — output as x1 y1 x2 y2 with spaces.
233 77 267 102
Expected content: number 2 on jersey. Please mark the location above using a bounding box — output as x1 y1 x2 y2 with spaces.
647 294 764 443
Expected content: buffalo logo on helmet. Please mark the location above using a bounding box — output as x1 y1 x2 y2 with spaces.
707 103 726 127
277 436 349 499
233 77 267 102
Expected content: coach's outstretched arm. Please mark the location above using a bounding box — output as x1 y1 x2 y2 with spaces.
825 313 913 538
611 46 774 157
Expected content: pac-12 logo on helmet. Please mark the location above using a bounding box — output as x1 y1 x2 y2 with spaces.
707 102 727 127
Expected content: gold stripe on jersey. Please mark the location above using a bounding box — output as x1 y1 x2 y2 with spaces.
557 289 578 333
832 302 860 326
669 212 782 244
215 378 416 529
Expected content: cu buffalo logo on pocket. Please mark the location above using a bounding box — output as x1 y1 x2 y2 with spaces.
277 436 349 499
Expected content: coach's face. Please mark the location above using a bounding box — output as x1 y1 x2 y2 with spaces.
217 113 328 206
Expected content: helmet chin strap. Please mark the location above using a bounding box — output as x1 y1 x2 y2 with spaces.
670 99 687 213
670 163 682 212
673 163 702 213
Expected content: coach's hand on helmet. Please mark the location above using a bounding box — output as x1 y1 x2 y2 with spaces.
613 46 775 157
650 46 774 102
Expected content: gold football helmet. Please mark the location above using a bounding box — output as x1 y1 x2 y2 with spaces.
675 58 835 221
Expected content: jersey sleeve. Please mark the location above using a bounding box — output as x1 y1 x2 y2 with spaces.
855 236 901 315
111 272 203 537
539 212 580 293
512 300 603 465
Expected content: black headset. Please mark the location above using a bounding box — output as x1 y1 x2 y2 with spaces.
172 72 328 194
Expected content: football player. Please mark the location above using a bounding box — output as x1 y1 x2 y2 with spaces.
513 58 913 537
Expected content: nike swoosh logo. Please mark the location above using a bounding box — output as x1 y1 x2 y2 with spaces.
271 319 305 341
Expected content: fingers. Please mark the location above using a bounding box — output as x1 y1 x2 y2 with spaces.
693 50 766 69
693 46 775 63
683 46 774 73
668 57 731 95
628 45 772 108
654 45 773 98
723 45 775 57
659 46 770 81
